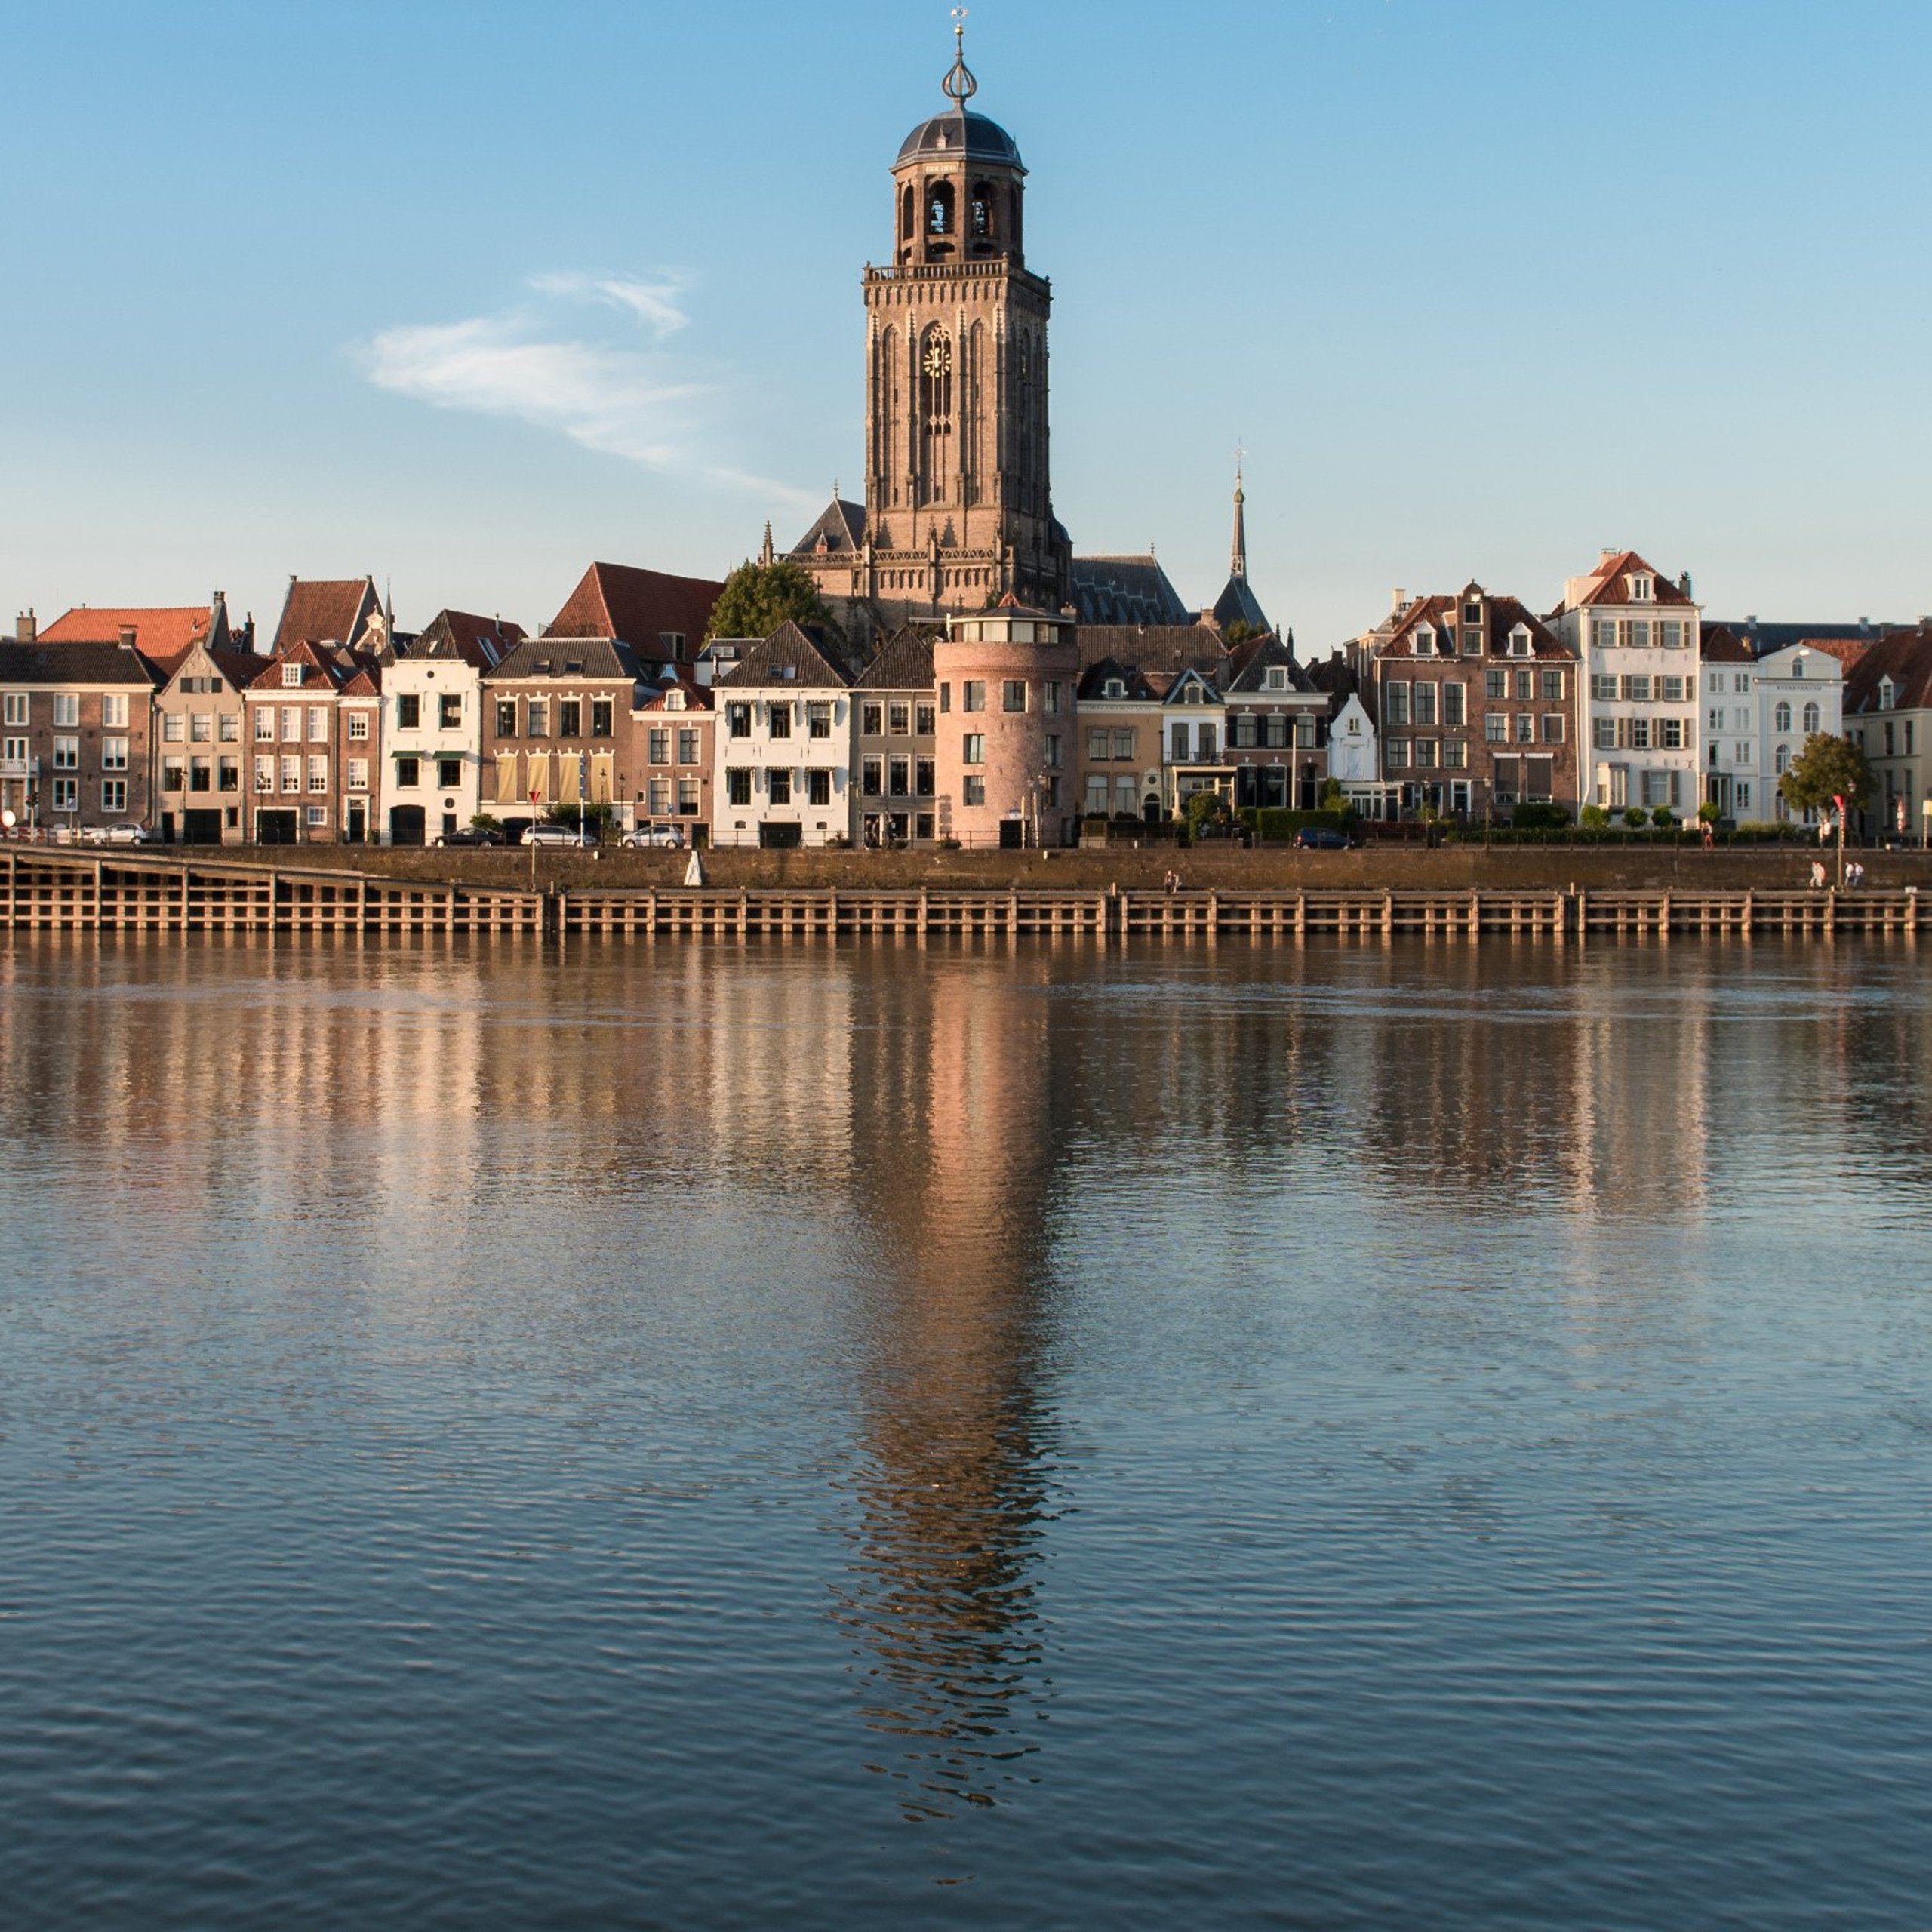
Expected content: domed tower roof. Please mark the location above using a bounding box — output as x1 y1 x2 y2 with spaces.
895 110 1023 171
894 11 1025 175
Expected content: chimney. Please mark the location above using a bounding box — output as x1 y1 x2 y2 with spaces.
1600 546 1619 561
15 609 35 643
1678 571 1694 598
118 625 138 648
1390 586 1406 616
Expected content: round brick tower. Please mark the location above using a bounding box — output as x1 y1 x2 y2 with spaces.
933 602 1079 848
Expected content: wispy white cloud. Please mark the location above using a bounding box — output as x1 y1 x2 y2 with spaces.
358 271 814 508
525 270 691 337
364 315 701 466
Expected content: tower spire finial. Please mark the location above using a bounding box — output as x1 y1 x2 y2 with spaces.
943 8 977 109
1230 446 1248 580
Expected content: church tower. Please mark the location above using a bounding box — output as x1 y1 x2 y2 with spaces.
790 18 1071 633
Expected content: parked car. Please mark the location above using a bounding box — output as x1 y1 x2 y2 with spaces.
77 823 150 846
523 821 599 848
1294 826 1355 851
436 826 504 847
620 825 685 850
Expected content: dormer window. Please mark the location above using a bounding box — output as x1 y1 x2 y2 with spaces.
1104 678 1125 699
1628 574 1654 602
1265 666 1288 691
280 663 303 687
666 688 685 712
1508 626 1533 658
1414 625 1436 655
1878 676 1896 712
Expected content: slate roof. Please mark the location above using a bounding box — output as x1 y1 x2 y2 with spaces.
1706 617 1897 657
0 640 157 687
273 577 380 652
487 637 647 683
1076 658 1163 703
1844 625 1932 715
1305 650 1360 703
854 626 937 691
543 562 724 654
1076 622 1229 677
715 621 854 690
1070 555 1191 627
1559 549 1697 611
788 499 868 558
1382 587 1573 660
1225 634 1316 695
1700 625 1754 664
897 109 1023 168
414 608 527 669
1211 572 1271 636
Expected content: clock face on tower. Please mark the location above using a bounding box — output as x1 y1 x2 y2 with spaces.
923 337 952 380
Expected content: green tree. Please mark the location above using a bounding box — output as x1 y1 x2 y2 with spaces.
703 559 832 643
1222 620 1257 648
1780 732 1872 817
1183 788 1232 836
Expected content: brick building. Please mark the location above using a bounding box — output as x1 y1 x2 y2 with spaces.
0 616 156 835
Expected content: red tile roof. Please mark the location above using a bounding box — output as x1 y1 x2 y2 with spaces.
273 578 380 653
245 639 382 694
1381 589 1572 660
38 605 211 673
1844 625 1932 715
543 562 726 660
1562 549 1697 610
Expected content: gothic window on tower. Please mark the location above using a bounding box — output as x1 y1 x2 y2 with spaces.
919 329 953 505
928 180 954 235
971 181 993 240
901 186 915 242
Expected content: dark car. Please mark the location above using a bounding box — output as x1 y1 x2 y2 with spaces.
1294 826 1354 851
436 826 504 848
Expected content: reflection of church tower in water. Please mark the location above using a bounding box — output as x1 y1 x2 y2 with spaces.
791 18 1073 636
831 954 1068 1821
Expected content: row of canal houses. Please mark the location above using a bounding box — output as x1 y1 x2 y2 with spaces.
4 548 1928 846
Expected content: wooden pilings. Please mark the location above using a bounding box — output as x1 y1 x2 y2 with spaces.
2 851 1926 943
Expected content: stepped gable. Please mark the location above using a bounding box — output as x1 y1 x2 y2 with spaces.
715 620 856 689
414 608 527 669
543 561 725 658
274 577 380 652
1844 623 1932 715
1070 555 1190 626
854 625 936 691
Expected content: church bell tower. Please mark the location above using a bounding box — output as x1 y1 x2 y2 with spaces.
795 17 1070 626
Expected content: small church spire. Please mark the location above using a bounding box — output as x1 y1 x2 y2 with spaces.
759 520 774 568
943 7 977 109
1229 451 1248 581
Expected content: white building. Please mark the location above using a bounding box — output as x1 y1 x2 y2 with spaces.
1552 548 1702 816
1756 641 1844 823
1700 626 1758 819
1327 692 1386 814
1161 665 1230 811
380 610 524 844
712 621 854 849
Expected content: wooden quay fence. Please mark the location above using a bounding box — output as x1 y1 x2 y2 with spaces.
2 849 1924 944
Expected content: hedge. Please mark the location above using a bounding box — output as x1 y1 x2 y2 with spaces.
1237 807 1356 841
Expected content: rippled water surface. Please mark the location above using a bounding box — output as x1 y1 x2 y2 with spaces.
3 933 1930 1928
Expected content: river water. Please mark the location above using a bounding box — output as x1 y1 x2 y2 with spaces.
2 934 1929 1928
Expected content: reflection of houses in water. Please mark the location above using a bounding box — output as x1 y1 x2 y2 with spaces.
831 954 1066 1822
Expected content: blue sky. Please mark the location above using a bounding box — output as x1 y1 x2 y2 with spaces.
3 0 1927 648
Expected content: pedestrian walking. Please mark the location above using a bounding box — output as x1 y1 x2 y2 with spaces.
1810 860 1827 890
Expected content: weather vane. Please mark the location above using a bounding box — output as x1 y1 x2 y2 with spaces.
944 7 977 106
